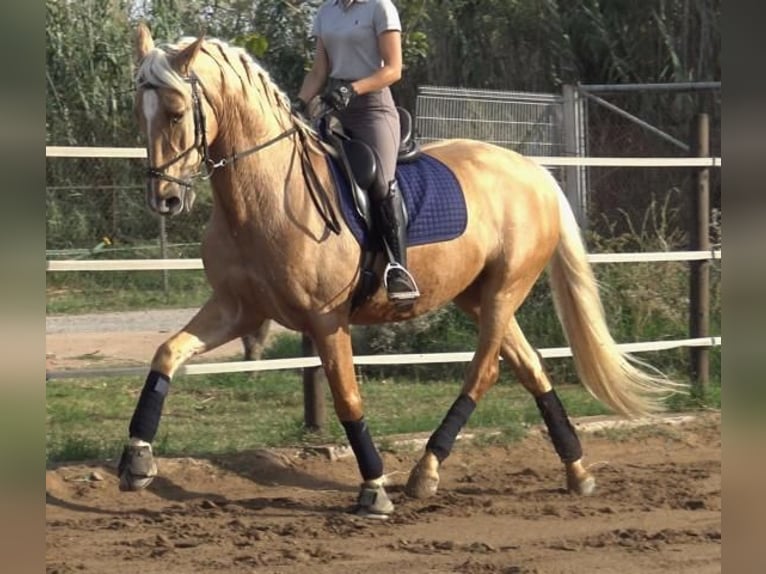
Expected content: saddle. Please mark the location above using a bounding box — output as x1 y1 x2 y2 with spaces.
316 108 467 311
317 107 422 310
321 106 422 231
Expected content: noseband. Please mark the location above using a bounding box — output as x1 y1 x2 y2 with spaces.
144 73 297 191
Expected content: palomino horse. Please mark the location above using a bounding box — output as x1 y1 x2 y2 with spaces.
120 24 677 518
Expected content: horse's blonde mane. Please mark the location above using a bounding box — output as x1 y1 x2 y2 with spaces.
136 36 287 103
135 36 323 151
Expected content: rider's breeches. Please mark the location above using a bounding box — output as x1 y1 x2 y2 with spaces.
335 86 400 200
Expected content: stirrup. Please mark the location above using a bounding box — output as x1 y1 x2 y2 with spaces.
383 262 420 301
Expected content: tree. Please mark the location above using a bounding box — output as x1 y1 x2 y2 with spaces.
46 0 720 248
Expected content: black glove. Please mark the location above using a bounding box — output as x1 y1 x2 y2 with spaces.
321 81 357 112
290 98 308 121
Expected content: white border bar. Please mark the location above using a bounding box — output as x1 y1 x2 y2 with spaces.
531 156 721 167
47 259 205 271
586 250 721 263
46 337 721 380
46 250 721 272
46 147 720 167
46 146 147 159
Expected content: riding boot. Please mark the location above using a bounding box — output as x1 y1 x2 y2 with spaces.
374 180 420 303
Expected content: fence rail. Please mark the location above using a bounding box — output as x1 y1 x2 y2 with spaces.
46 249 721 272
46 146 722 389
46 146 721 167
46 336 722 381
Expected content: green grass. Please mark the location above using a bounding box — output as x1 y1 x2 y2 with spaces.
46 367 720 464
47 270 212 314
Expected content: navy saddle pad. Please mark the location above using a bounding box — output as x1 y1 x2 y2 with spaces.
327 153 467 248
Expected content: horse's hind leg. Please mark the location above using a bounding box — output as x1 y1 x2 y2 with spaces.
497 318 595 495
118 297 254 491
405 282 517 499
454 293 594 494
242 319 271 361
405 291 594 499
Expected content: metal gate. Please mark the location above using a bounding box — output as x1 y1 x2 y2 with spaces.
414 85 588 224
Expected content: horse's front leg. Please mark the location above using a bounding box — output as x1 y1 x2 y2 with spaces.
242 319 272 361
310 319 394 519
118 296 251 491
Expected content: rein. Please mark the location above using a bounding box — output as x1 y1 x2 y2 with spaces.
208 127 298 170
143 73 341 234
296 127 342 235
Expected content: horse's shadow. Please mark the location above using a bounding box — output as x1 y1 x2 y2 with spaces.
147 448 356 510
46 448 356 517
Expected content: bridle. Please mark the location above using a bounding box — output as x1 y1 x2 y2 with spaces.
143 73 297 191
141 72 340 234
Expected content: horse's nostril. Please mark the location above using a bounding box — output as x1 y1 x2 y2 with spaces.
156 195 183 215
166 196 182 213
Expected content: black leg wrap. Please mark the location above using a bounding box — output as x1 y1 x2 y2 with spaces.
342 418 383 481
535 389 582 463
426 394 476 463
128 370 170 443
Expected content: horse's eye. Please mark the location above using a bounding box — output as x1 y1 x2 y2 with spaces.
169 113 184 125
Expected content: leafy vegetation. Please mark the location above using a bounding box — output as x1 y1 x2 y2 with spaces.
46 0 720 248
47 0 720 144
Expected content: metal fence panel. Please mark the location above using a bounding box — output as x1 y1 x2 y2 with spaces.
413 85 588 220
414 85 566 156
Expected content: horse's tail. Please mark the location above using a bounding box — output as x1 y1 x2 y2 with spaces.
543 170 680 418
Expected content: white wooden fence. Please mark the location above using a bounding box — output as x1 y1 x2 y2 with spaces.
46 147 721 381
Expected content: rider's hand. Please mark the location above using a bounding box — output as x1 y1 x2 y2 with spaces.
321 81 357 112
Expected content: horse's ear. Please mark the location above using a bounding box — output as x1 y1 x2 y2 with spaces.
169 37 204 77
134 21 155 64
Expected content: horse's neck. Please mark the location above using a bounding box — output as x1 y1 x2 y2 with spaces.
208 110 330 243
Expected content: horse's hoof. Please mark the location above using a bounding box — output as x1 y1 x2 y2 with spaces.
567 472 596 496
117 443 158 492
352 479 394 519
404 455 440 499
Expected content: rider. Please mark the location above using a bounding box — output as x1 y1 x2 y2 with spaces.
293 0 420 303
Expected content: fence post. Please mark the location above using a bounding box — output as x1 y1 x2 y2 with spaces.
562 84 588 228
159 217 169 294
689 113 710 392
301 333 326 431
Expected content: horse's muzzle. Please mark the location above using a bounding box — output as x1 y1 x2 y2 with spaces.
146 182 194 216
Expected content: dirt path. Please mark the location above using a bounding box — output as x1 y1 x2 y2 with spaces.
46 311 721 572
46 412 720 573
46 309 292 372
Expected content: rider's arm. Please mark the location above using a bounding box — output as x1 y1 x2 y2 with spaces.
349 30 402 96
297 38 330 105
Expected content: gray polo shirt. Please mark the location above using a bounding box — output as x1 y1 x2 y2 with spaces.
313 0 402 81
